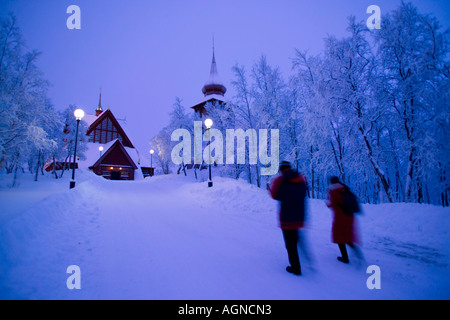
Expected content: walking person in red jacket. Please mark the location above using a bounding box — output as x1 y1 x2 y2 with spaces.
326 176 364 264
269 161 309 276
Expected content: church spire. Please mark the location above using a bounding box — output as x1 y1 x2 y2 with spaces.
96 88 103 116
202 39 227 97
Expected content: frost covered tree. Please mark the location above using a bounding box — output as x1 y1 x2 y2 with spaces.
289 3 449 205
229 57 291 187
292 50 340 198
150 98 193 175
0 15 64 185
251 55 286 187
375 2 450 204
169 97 193 133
322 18 393 202
150 126 173 175
230 63 259 185
58 105 88 178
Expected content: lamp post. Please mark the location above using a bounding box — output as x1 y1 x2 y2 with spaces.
98 146 104 177
149 149 154 177
204 118 213 187
70 108 85 189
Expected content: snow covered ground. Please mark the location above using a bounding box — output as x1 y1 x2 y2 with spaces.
0 170 449 300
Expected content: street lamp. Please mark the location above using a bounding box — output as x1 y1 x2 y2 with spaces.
149 149 154 177
205 118 213 187
70 108 84 189
98 146 104 177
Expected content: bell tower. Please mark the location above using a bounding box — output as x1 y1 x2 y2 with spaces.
191 40 227 117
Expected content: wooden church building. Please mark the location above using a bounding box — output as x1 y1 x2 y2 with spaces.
78 92 152 180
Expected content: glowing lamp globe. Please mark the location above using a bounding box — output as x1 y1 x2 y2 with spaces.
74 109 85 120
205 118 213 129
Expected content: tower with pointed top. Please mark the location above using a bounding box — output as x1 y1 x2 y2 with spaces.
201 47 227 97
191 44 227 117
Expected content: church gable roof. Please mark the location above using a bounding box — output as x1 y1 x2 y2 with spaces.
85 109 134 148
90 139 137 170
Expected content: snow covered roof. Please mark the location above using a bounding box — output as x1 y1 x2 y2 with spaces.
82 110 127 128
82 112 101 127
78 140 117 170
79 140 150 174
125 145 151 168
191 94 226 108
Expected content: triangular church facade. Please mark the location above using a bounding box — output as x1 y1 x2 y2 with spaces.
79 91 152 180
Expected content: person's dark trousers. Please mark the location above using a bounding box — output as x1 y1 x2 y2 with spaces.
282 229 301 274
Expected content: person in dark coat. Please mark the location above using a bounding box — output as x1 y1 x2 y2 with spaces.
326 176 363 264
269 161 308 276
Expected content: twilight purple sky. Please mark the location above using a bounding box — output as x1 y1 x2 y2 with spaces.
1 0 449 158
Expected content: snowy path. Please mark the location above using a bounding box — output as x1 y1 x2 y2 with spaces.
0 173 449 299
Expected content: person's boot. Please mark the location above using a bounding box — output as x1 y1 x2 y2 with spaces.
337 256 349 264
286 266 302 276
338 244 350 264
